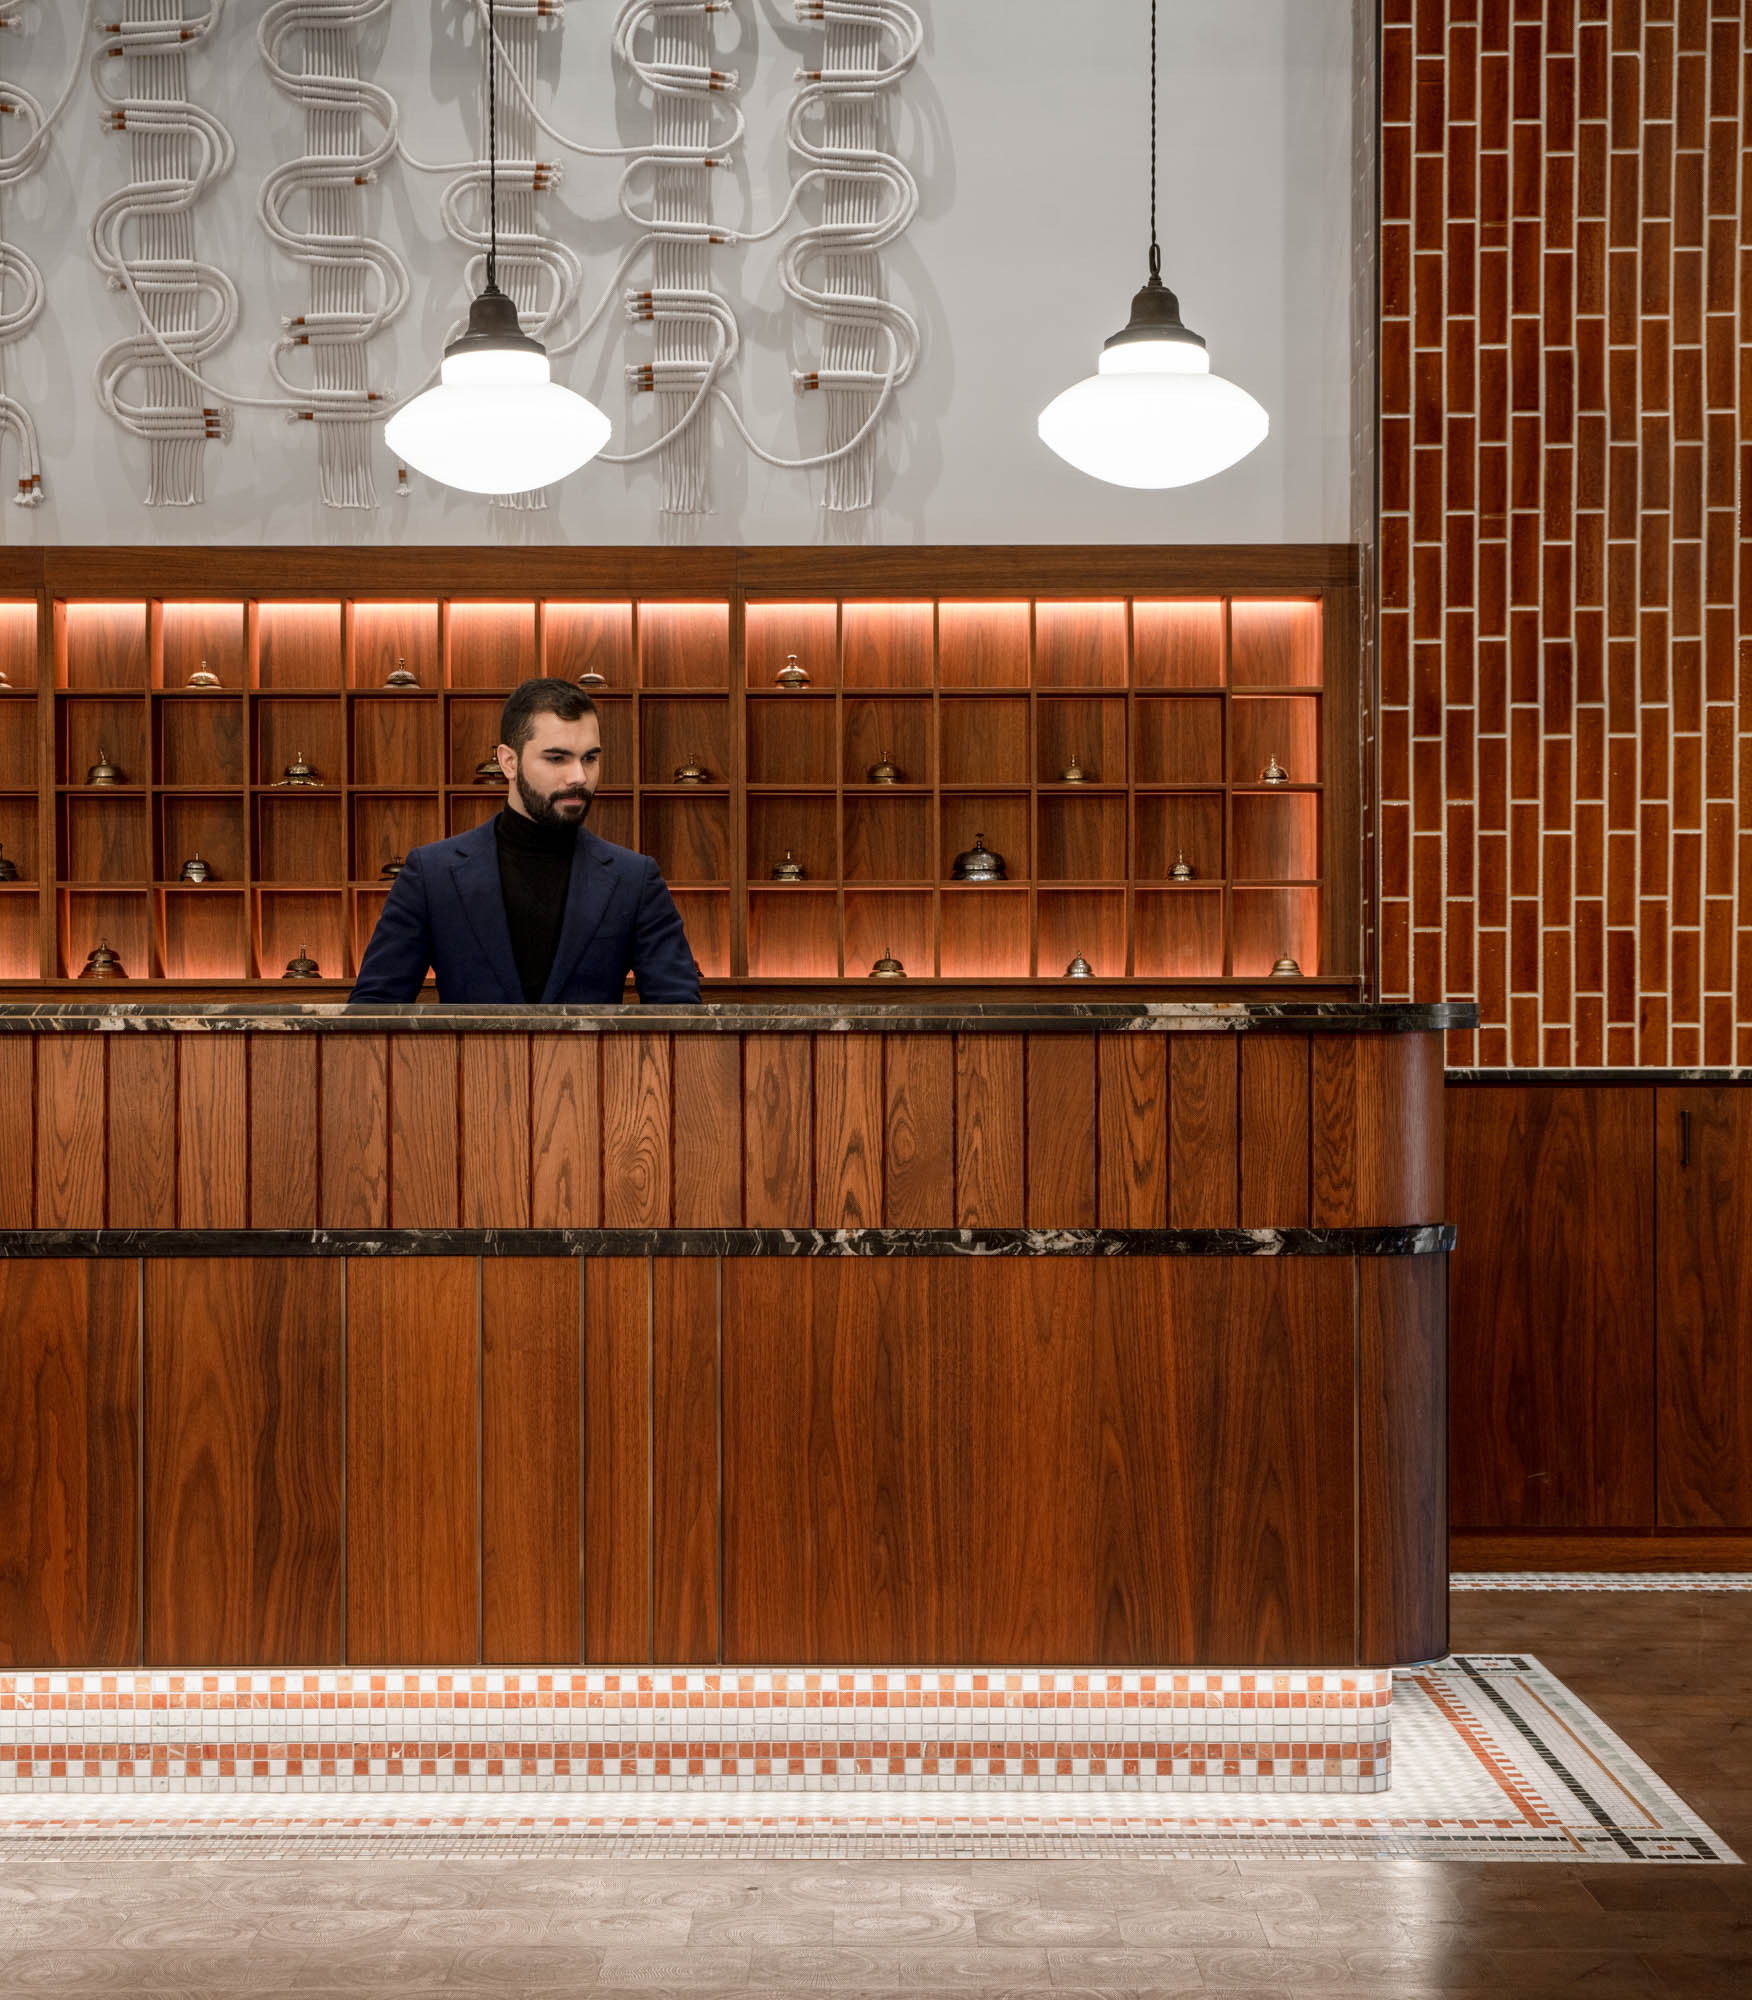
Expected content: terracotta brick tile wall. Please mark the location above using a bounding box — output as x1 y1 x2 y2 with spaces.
1378 0 1751 1067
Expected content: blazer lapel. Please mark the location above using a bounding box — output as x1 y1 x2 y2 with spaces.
540 829 620 1003
449 821 524 1003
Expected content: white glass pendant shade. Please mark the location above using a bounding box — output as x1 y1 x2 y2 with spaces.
385 283 611 495
1038 273 1269 491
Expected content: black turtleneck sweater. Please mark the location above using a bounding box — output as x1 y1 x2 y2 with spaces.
494 806 579 1002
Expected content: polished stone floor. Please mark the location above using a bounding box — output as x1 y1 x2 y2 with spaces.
0 1587 1747 1998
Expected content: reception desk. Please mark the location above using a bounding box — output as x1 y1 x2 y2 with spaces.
0 1001 1458 1680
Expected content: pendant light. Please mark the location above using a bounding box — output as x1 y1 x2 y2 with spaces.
1037 1 1268 490
385 0 610 494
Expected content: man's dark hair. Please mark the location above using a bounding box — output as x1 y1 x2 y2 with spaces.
499 678 599 754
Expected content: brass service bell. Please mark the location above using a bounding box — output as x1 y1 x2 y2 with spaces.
1065 951 1095 978
1270 956 1304 978
951 832 1006 882
381 855 404 880
282 944 323 981
86 746 122 786
0 666 11 688
775 653 811 688
0 843 17 882
77 937 126 980
674 755 710 784
280 749 321 787
1169 851 1196 881
384 658 419 687
578 667 608 687
474 747 506 784
178 854 212 883
869 945 907 979
1059 750 1087 784
866 748 901 784
771 850 806 882
186 659 221 688
1260 754 1289 785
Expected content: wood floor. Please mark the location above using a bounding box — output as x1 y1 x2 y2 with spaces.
0 1588 1746 1997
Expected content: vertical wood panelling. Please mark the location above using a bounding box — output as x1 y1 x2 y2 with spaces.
176 1036 247 1229
583 1259 651 1662
652 1260 719 1663
1448 1088 1655 1528
531 1035 599 1228
954 1034 1023 1226
962 1257 1097 1659
388 1035 459 1228
143 1259 342 1666
1023 1034 1096 1227
0 1260 138 1668
1311 1034 1443 1226
744 1033 812 1227
722 1256 1357 1666
461 1036 531 1228
813 1035 884 1228
1655 1089 1752 1527
601 1035 671 1228
0 1038 32 1226
883 1034 953 1225
482 1259 581 1662
249 1036 318 1228
35 1037 105 1227
1096 1036 1168 1228
318 1038 387 1227
107 1035 176 1228
345 1257 478 1663
1167 1038 1237 1227
723 1259 961 1663
672 1035 743 1228
1359 1256 1447 1665
1239 1037 1311 1227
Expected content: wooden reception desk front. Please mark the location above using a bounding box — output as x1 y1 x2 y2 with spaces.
0 1002 1458 1674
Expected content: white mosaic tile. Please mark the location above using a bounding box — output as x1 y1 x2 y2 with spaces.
0 1657 1729 1864
0 1666 1393 1797
1453 1571 1752 1592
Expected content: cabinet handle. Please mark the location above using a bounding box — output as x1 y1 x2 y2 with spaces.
1680 1108 1691 1167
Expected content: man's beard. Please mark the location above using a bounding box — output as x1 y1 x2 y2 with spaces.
515 764 592 828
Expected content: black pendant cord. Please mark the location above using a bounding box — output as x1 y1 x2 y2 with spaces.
487 0 499 290
1148 0 1160 281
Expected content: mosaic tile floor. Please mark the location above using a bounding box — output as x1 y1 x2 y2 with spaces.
0 1656 1732 1863
1453 1572 1752 1592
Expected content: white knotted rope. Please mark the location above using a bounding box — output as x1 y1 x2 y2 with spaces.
0 2 83 503
257 0 409 509
775 0 920 509
597 0 739 514
88 0 240 506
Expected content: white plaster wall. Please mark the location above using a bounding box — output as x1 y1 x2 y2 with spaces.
0 0 1354 547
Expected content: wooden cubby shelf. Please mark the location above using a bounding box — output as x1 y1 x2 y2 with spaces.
0 554 1359 990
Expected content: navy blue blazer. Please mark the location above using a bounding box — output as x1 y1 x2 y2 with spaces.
349 817 702 1005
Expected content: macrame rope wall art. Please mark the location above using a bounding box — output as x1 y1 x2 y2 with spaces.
12 0 927 516
779 0 920 511
606 0 741 516
89 0 239 507
0 3 81 504
257 0 408 510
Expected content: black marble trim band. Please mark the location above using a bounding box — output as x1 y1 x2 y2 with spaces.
1446 1068 1751 1084
0 1226 1455 1258
0 1001 1476 1036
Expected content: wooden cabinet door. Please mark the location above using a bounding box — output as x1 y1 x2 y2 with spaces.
1448 1088 1655 1528
1657 1088 1752 1527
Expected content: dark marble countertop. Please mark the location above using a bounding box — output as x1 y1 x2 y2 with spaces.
0 1000 1475 1035
0 1226 1456 1258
